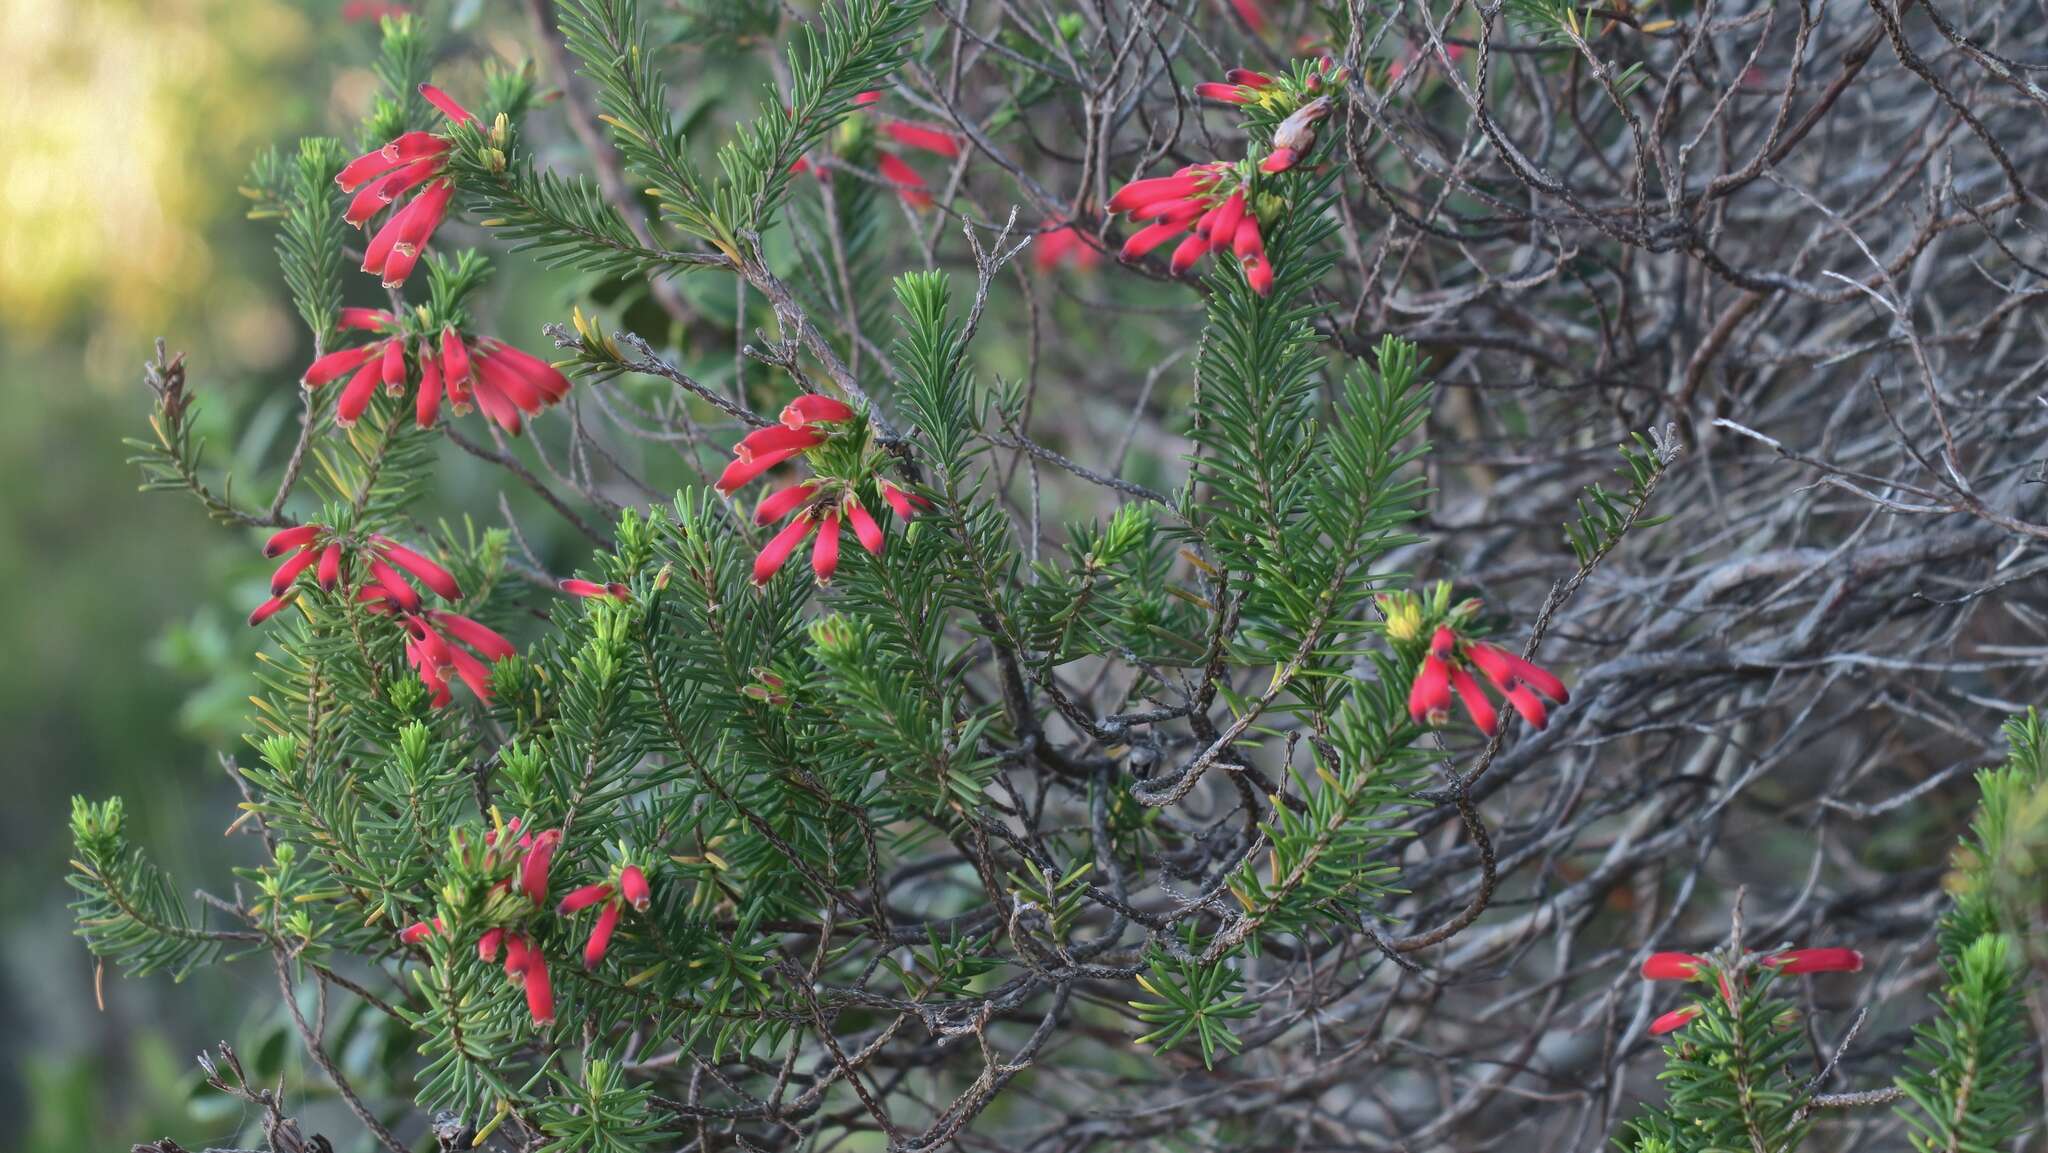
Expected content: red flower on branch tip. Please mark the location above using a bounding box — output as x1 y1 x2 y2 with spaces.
300 319 571 434
1107 163 1274 295
1763 947 1863 974
1649 1005 1702 1034
561 578 632 600
336 83 475 287
556 864 650 969
715 395 928 586
1195 68 1276 105
1406 625 1567 734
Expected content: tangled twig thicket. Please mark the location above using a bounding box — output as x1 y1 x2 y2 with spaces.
83 0 2048 1149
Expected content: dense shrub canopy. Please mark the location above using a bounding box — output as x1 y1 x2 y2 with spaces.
70 1 2047 1151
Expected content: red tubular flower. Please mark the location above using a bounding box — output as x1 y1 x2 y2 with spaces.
717 446 811 495
380 338 407 394
738 424 826 462
782 394 856 427
440 328 474 395
270 546 318 595
399 920 436 945
1120 219 1195 261
1196 82 1254 104
475 341 572 405
1107 170 1219 214
1764 947 1863 975
519 830 561 907
503 932 530 981
302 344 380 389
583 898 621 968
1503 682 1549 729
1407 654 1452 725
881 120 962 157
345 156 440 228
339 308 395 332
335 131 447 192
846 499 885 555
335 354 384 426
1169 231 1211 275
264 524 321 557
1228 0 1266 32
560 579 632 600
557 883 614 915
1033 224 1102 271
1465 643 1571 705
1226 68 1275 87
879 482 928 521
248 595 291 626
367 557 424 613
1259 148 1299 174
876 151 933 209
523 950 555 1025
371 180 456 288
1448 665 1498 734
316 544 343 591
756 482 818 526
417 82 477 126
375 537 461 601
1206 191 1246 254
812 512 843 584
415 352 442 428
1649 1005 1702 1034
1641 952 1707 981
754 516 818 585
426 609 516 662
477 927 504 962
619 865 650 911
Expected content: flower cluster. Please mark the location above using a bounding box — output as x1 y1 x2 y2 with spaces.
1108 164 1274 294
790 91 961 210
336 83 476 289
1192 62 1336 174
1405 624 1568 733
714 395 928 585
300 313 572 434
556 863 651 969
249 524 514 706
402 818 563 1026
1640 947 1864 1033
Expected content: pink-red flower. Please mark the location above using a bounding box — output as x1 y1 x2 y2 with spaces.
1649 1005 1702 1034
336 84 475 287
395 820 564 1027
1107 163 1275 294
1407 625 1568 734
1033 223 1103 272
300 317 572 434
1195 68 1276 104
399 609 516 706
716 395 927 586
561 578 632 600
556 864 650 969
1641 952 1706 981
1259 94 1332 174
1763 947 1863 975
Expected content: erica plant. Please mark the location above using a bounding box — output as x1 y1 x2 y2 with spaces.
69 2 2046 1153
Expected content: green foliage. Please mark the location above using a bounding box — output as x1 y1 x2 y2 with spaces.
1131 939 1258 1068
1625 966 1812 1153
1896 935 2032 1153
67 797 235 981
1565 428 1677 569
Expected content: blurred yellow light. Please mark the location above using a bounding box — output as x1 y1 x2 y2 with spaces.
0 0 305 347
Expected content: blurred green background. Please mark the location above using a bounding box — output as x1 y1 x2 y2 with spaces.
0 2 502 1147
